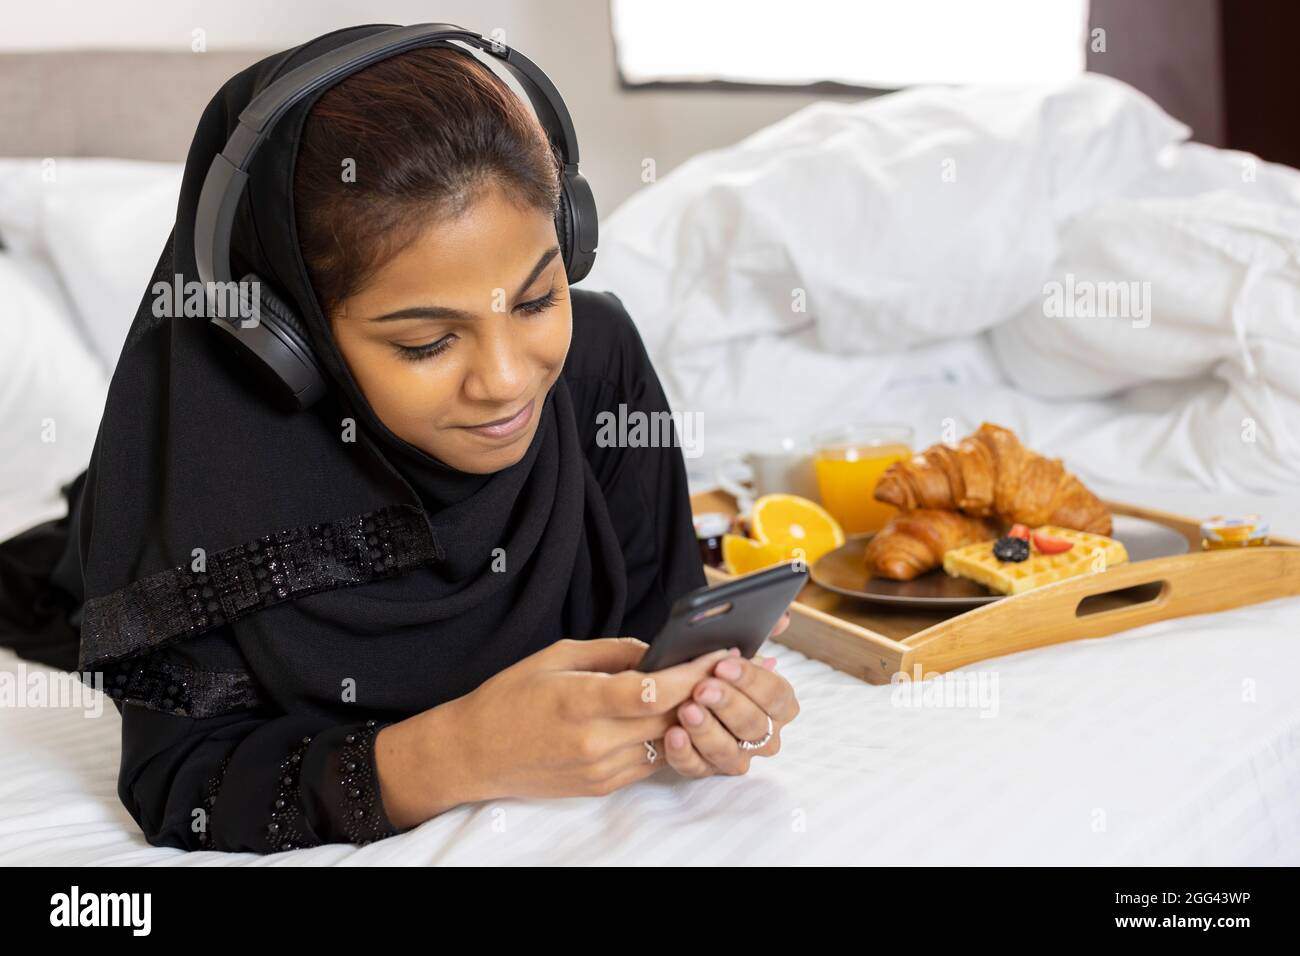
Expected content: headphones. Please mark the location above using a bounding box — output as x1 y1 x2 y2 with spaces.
194 22 598 410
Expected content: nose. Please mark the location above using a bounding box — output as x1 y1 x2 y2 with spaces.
463 321 530 406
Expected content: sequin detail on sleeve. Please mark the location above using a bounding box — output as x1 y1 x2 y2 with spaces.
97 654 263 718
196 754 231 849
336 720 397 846
266 735 320 853
78 503 441 676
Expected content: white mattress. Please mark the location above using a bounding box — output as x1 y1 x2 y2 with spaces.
3 486 1297 866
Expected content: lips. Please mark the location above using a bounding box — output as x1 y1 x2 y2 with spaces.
462 398 534 440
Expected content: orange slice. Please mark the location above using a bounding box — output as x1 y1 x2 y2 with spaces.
749 493 845 565
722 533 788 576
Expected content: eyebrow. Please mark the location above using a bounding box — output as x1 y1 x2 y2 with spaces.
366 246 561 323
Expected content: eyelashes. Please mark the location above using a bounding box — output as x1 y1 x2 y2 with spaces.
516 288 559 316
394 337 455 362
393 287 560 363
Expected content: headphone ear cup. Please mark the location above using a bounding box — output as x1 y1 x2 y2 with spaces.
208 274 328 411
558 170 597 284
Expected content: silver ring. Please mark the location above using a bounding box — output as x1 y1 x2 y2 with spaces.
737 715 774 751
644 740 658 764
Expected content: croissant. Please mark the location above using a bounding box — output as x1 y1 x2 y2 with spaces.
865 509 1001 581
874 423 1112 535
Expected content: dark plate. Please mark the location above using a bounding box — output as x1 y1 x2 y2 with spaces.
809 515 1190 608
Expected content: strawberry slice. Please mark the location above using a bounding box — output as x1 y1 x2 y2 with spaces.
1008 523 1031 540
1031 531 1073 554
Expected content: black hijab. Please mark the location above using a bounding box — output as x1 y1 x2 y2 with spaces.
25 24 628 719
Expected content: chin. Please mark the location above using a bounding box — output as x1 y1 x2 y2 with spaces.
443 427 539 473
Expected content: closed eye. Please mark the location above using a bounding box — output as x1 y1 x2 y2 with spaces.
516 286 558 316
393 336 454 362
391 285 560 362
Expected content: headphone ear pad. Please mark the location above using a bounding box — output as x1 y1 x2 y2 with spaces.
208 274 328 411
554 194 573 273
256 279 314 349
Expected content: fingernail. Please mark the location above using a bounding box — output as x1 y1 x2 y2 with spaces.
682 704 704 726
668 727 688 749
697 683 722 704
716 659 742 681
729 647 741 656
762 657 777 670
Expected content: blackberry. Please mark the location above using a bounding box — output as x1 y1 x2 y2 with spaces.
992 535 1030 562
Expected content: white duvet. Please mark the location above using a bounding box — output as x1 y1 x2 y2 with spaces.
586 74 1300 499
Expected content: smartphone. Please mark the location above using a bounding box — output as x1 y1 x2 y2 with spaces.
637 561 808 672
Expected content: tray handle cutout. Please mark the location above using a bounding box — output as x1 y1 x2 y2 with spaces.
1075 580 1167 617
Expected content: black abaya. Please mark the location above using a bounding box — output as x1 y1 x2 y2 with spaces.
115 292 706 852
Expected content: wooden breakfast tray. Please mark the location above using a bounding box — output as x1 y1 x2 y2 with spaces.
691 491 1300 683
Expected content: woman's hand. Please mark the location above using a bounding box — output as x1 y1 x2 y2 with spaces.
662 610 800 778
383 637 733 825
375 616 800 830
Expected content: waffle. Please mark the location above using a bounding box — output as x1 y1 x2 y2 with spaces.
942 526 1128 595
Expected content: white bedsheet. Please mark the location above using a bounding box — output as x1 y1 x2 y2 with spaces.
1 485 1296 866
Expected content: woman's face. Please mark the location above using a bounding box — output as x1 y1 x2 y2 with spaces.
328 183 572 474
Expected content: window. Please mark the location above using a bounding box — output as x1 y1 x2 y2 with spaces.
611 0 1090 88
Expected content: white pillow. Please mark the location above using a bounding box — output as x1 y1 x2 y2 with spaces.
0 158 182 372
586 74 1189 358
0 253 108 530
990 188 1300 398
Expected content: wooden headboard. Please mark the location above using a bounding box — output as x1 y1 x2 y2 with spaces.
0 49 269 160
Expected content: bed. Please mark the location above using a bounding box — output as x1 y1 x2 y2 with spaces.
2 53 1297 865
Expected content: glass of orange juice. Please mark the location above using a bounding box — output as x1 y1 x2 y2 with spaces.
812 424 914 535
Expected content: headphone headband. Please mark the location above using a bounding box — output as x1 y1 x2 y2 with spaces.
195 22 587 286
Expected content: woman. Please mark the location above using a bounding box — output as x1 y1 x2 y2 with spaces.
0 25 799 853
